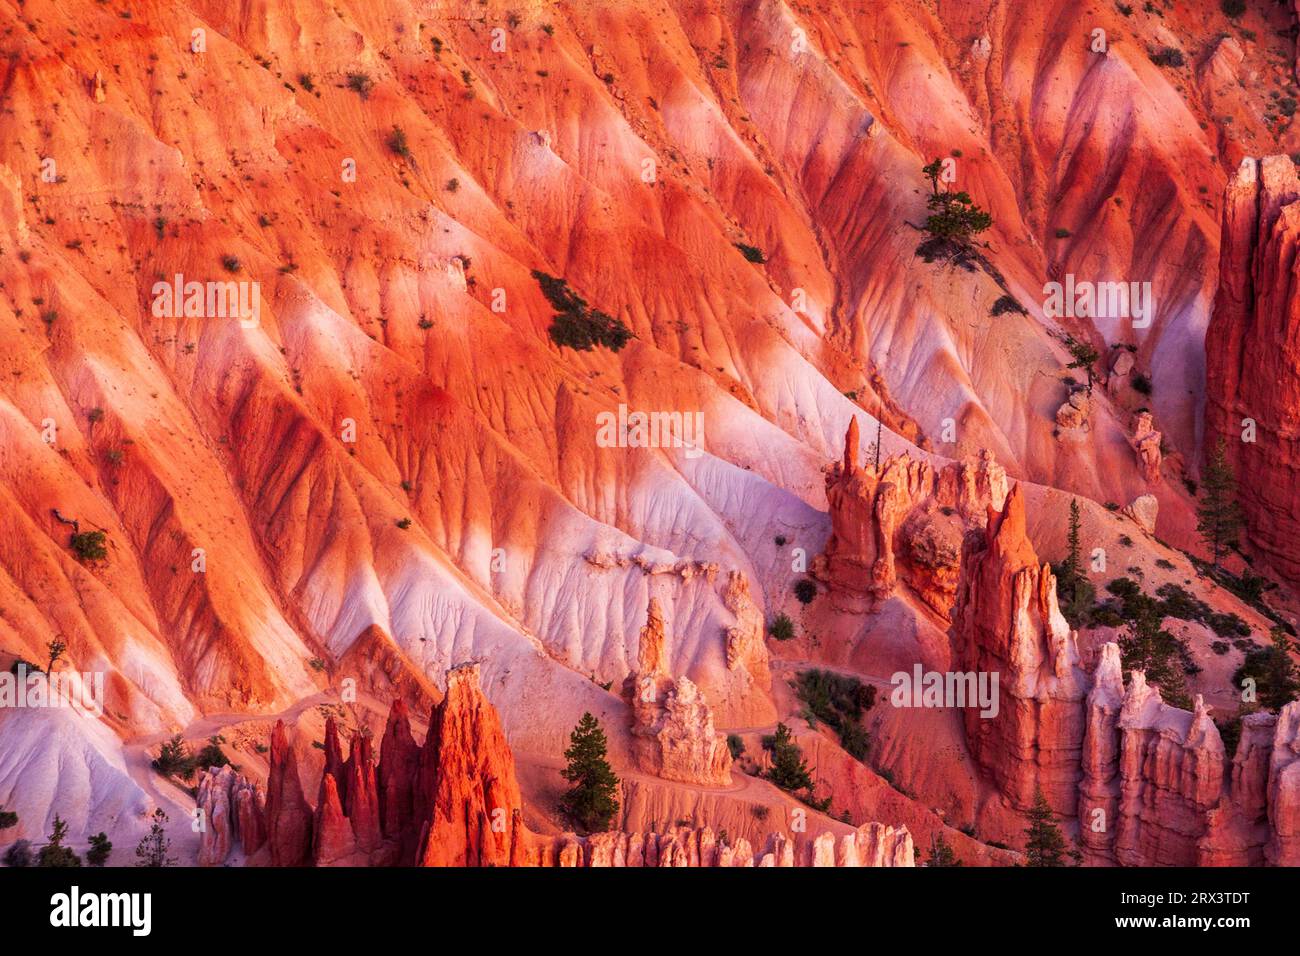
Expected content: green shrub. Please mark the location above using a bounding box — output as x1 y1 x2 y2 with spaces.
194 735 231 773
991 294 1026 317
795 669 876 761
346 72 374 98
734 242 766 263
152 734 196 779
69 530 107 563
1233 629 1300 711
4 840 33 867
768 613 795 642
533 271 632 352
386 126 410 158
793 579 817 604
764 723 815 793
86 833 112 867
726 733 745 759
38 816 80 868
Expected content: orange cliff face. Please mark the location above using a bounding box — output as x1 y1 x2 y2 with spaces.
0 0 1297 871
950 484 1089 816
1206 155 1300 586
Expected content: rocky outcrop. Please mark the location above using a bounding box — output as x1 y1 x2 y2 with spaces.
1112 680 1224 866
1078 644 1125 864
416 663 523 867
1055 388 1091 431
261 662 913 869
312 773 360 867
951 484 1088 815
377 698 421 858
304 717 387 866
1267 702 1300 866
1129 411 1163 485
196 765 265 866
1206 155 1300 583
1121 494 1159 536
265 721 313 867
722 571 771 689
625 601 733 787
262 662 522 867
817 423 1006 616
1198 711 1277 867
519 821 913 868
1082 645 1300 868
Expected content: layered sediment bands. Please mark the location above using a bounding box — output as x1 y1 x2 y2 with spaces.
1080 663 1204 868
1112 680 1224 867
1198 711 1277 867
1206 155 1300 584
950 484 1088 815
624 600 733 786
817 422 1007 616
1080 645 1300 867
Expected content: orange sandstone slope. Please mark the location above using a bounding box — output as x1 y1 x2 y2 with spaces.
0 0 1295 861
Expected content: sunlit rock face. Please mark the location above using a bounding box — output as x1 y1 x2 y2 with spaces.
950 485 1088 816
0 0 1294 872
1206 156 1300 585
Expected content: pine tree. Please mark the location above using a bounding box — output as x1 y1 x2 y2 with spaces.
764 722 815 794
559 712 620 832
1063 336 1101 391
46 638 66 672
1023 789 1070 867
86 833 113 867
1062 499 1082 581
926 832 962 867
37 815 81 867
920 160 993 247
1118 596 1192 710
1197 439 1244 570
1234 627 1300 712
135 808 175 867
1053 499 1095 628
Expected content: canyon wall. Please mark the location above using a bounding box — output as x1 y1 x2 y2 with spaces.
1206 155 1300 584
